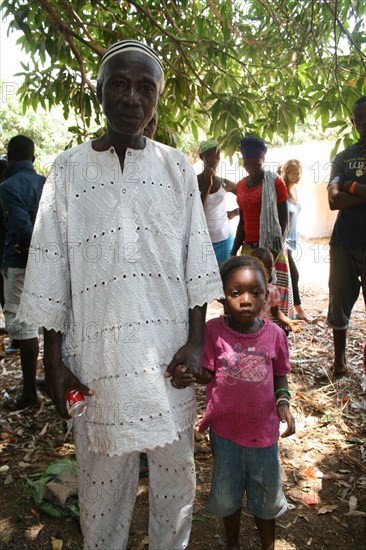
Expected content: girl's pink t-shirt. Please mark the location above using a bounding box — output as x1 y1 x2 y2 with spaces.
199 316 291 448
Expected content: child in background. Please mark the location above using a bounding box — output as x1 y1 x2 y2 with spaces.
251 247 303 333
171 255 295 550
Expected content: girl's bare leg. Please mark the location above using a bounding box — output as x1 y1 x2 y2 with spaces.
223 507 241 549
254 516 275 550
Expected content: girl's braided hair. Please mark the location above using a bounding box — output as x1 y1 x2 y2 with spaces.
220 255 268 291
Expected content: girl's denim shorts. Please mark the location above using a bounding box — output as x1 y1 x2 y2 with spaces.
207 430 287 519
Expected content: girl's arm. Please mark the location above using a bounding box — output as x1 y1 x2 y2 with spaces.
277 200 289 239
198 173 214 206
227 208 239 220
270 306 304 332
223 178 237 195
274 374 290 396
274 375 295 438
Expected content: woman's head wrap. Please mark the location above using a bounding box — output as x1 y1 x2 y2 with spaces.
199 140 218 155
99 40 164 75
240 136 267 160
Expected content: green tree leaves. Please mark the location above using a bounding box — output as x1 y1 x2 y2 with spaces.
0 87 75 172
1 0 365 154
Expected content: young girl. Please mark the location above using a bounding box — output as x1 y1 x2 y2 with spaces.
251 247 304 333
280 159 308 321
171 255 295 550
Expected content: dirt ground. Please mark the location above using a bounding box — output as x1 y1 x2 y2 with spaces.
0 239 365 550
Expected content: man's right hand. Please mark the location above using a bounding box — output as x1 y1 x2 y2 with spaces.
45 360 93 418
43 329 94 419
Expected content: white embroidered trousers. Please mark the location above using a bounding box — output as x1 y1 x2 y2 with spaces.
74 424 195 550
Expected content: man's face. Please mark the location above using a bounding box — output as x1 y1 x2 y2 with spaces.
352 102 366 140
98 51 163 137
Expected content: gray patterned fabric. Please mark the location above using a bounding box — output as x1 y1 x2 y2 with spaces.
259 170 283 253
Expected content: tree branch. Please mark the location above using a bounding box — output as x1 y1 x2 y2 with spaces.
322 0 366 69
161 0 182 35
208 0 260 47
129 0 198 44
64 33 96 93
91 0 151 44
57 0 101 49
37 0 104 55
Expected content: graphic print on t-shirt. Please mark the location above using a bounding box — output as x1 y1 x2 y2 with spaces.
220 342 269 384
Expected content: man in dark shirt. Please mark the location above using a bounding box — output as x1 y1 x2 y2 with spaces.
327 96 366 378
0 135 46 409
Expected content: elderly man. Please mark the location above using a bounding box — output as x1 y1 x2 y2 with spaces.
17 40 222 549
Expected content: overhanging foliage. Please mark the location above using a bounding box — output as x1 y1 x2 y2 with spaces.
1 0 365 154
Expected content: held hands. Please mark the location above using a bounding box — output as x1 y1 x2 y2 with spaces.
277 404 296 438
169 365 196 389
165 341 203 389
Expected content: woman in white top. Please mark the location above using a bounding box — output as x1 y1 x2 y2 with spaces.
197 140 238 265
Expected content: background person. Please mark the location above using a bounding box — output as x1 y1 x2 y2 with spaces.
0 153 21 346
197 140 238 265
251 247 304 333
232 136 295 321
327 96 366 379
280 159 308 321
0 135 45 410
0 154 8 326
16 40 223 550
